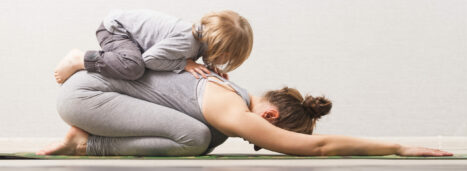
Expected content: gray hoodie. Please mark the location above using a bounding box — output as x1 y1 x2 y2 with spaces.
103 9 204 72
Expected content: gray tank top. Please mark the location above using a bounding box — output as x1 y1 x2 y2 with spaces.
137 71 250 151
197 74 251 109
195 73 251 152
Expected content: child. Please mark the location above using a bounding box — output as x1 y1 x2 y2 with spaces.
54 9 253 83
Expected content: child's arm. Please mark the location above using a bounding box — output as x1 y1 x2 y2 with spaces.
142 35 215 78
142 35 198 73
184 59 228 79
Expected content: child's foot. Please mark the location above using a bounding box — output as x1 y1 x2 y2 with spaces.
36 126 88 156
54 49 85 84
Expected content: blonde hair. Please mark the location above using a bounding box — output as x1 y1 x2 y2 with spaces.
193 10 253 73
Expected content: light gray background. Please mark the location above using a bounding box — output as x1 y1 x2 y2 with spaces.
0 0 465 138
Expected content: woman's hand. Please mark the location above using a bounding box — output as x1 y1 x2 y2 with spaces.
396 145 453 157
185 59 210 79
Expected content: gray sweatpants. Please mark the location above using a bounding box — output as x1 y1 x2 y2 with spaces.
83 23 146 80
57 71 211 156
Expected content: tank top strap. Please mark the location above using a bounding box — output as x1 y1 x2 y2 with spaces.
207 73 251 107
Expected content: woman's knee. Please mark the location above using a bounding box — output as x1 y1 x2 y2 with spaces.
56 90 82 125
56 71 107 124
179 125 212 156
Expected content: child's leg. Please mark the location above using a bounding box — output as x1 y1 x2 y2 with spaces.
54 23 145 84
44 71 211 156
83 23 145 80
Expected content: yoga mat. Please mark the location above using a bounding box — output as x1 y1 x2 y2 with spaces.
1 153 467 160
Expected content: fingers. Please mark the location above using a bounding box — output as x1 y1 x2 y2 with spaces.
212 67 228 80
200 66 211 74
188 66 210 79
401 146 454 157
427 147 453 156
186 60 211 79
437 150 453 156
194 68 207 78
423 148 453 157
187 70 200 79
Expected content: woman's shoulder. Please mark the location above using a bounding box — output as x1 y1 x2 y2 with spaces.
202 78 250 133
203 78 249 111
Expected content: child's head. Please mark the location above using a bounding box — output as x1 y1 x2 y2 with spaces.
193 10 253 73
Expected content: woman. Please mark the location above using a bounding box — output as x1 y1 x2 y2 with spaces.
38 70 452 157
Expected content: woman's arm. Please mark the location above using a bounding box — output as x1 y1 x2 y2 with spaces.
205 98 452 156
203 84 452 156
219 111 451 156
213 109 399 156
309 134 400 156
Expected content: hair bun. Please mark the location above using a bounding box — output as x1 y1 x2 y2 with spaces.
303 96 332 119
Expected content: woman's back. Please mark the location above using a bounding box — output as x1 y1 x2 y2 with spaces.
62 70 236 150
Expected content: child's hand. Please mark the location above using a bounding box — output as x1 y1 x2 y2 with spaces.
185 59 210 79
211 66 229 80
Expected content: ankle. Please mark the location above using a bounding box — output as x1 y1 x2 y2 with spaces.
76 142 87 156
73 54 85 70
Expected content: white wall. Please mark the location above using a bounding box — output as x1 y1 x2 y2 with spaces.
0 0 466 137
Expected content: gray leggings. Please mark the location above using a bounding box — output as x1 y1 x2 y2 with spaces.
57 71 211 156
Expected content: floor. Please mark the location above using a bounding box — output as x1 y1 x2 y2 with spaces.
1 137 467 170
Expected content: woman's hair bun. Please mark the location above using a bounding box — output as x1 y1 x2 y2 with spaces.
302 95 332 119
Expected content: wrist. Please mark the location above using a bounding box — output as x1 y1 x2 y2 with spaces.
76 54 85 70
394 143 403 155
180 59 189 70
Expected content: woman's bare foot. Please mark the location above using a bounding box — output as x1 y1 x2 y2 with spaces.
54 49 85 84
36 126 89 156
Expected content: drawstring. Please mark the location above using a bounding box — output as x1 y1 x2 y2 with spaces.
195 23 204 40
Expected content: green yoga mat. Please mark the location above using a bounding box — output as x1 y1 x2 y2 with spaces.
1 153 467 160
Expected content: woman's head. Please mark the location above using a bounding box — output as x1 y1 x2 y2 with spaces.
193 10 253 73
255 87 332 134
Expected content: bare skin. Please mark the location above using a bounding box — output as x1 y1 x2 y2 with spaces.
40 76 453 157
201 76 454 157
54 49 85 84
36 126 88 156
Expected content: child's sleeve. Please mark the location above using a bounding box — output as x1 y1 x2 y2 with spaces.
142 33 199 73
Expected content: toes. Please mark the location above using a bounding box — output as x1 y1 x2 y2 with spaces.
54 74 64 83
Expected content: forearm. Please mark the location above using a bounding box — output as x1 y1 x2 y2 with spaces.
142 37 194 72
319 135 401 156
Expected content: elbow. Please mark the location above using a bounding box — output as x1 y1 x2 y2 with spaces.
318 146 332 156
312 137 329 156
312 145 328 156
285 136 327 156
283 146 325 156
